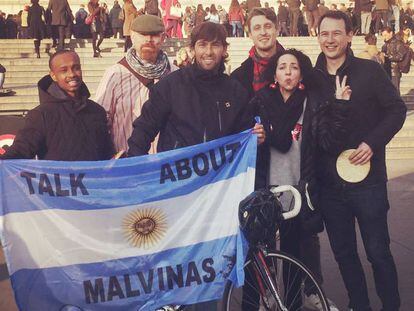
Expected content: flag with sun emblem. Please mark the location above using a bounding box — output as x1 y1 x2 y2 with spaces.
0 130 257 311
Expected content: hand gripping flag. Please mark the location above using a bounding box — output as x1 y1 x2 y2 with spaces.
0 130 256 311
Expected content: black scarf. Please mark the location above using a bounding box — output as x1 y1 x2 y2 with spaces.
260 87 306 152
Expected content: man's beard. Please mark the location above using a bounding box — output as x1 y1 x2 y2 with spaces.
140 44 158 62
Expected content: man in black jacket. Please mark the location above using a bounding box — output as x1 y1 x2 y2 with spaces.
128 21 264 311
128 22 264 157
381 26 406 94
315 11 406 311
0 50 114 161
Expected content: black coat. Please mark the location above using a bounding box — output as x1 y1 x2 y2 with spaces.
28 4 45 39
252 82 350 183
0 75 114 161
47 0 73 26
251 80 351 234
230 43 285 189
128 64 254 156
313 52 407 188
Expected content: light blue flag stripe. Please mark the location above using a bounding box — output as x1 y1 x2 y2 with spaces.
11 235 245 311
1 130 256 310
0 130 256 216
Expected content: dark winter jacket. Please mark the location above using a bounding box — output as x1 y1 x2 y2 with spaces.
0 75 114 161
128 63 254 156
230 42 285 188
358 0 373 13
47 0 73 26
251 78 350 183
278 5 289 22
382 35 407 76
302 0 320 11
109 3 123 28
28 4 45 39
287 0 301 10
313 52 406 189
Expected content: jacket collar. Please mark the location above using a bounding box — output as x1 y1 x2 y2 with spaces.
315 49 354 76
37 75 91 112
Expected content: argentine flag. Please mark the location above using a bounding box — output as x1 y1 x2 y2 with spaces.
0 130 256 311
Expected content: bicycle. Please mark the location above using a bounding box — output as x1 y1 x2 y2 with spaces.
222 185 329 311
158 185 329 311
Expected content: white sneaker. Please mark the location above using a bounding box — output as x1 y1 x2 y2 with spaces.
304 294 340 311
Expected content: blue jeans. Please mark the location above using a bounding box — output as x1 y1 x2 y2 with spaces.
320 183 400 311
230 21 243 37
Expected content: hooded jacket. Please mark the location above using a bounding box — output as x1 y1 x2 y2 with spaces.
0 75 114 161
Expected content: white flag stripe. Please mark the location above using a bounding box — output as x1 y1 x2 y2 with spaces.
3 169 254 274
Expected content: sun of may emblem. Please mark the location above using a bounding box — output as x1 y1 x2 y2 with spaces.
123 208 168 249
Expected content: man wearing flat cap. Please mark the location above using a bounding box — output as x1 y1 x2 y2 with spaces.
95 14 176 154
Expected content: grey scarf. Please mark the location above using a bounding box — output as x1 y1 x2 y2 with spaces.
125 48 170 79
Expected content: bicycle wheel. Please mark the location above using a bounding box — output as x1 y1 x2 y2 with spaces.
222 251 329 311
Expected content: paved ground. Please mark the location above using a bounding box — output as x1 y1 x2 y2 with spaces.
320 159 414 311
1 159 413 311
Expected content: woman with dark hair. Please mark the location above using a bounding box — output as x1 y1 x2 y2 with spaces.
88 0 106 57
249 48 345 310
228 0 244 37
28 0 45 58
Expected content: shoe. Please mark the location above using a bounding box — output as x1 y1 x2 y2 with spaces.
36 52 40 58
93 52 101 58
327 298 339 311
304 294 339 311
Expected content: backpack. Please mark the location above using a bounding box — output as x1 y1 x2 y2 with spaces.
398 44 413 74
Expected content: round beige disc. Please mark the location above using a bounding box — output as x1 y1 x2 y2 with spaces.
336 149 371 183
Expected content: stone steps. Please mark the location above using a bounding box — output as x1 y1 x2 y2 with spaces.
388 137 414 148
1 37 414 159
386 147 414 159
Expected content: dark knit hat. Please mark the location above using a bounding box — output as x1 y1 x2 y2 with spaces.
131 14 165 35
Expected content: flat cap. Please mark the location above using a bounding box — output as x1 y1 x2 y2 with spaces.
131 14 165 35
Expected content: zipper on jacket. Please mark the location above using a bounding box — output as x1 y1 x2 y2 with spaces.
203 128 207 143
216 101 222 132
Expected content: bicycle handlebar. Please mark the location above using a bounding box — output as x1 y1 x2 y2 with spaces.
269 185 301 220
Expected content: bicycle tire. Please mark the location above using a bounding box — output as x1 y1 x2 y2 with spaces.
222 251 329 311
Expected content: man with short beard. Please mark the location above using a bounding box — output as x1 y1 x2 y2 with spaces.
128 23 265 310
95 14 176 154
0 50 113 161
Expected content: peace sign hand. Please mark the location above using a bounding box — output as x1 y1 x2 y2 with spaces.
335 75 352 100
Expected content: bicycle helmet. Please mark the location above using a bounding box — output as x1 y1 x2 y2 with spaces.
238 188 283 245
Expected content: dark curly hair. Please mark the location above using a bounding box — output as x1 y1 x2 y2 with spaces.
264 49 313 88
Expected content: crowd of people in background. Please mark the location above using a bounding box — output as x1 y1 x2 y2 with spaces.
0 6 406 309
2 0 414 41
